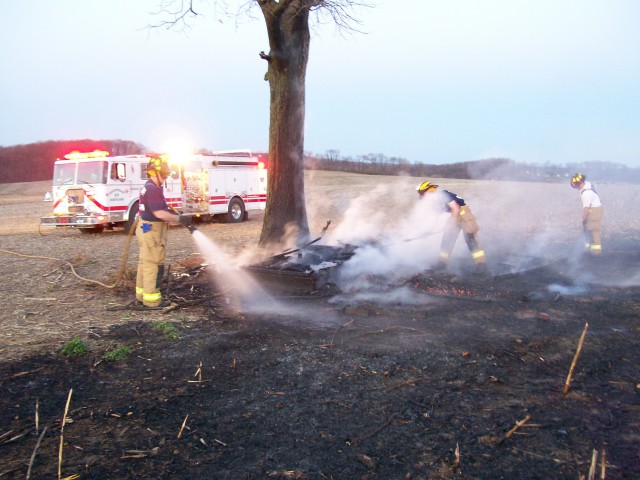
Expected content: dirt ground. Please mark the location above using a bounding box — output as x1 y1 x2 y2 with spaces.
1 173 639 479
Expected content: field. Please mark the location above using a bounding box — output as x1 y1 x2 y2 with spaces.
1 172 639 479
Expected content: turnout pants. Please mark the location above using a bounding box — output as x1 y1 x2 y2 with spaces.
583 206 604 255
136 221 168 307
439 205 487 265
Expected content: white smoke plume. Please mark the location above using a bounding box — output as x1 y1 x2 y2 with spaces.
324 185 450 294
309 166 640 295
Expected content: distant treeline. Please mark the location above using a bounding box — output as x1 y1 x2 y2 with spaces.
0 140 145 183
1 140 638 184
304 151 640 184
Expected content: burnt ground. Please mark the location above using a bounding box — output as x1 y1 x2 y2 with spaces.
1 239 640 479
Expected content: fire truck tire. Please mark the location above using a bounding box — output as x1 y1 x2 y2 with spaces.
126 202 139 234
226 198 245 223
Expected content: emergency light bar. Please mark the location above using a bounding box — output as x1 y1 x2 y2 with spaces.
64 150 110 160
211 159 260 167
208 150 253 157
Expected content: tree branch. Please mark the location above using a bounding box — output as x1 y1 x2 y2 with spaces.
149 0 200 30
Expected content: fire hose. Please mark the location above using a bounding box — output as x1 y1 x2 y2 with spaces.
356 229 443 250
1 212 206 295
0 217 140 289
1 213 200 289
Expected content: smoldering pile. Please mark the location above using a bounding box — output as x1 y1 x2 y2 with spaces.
243 243 359 295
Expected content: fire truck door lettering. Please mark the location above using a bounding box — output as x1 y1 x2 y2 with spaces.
109 189 126 202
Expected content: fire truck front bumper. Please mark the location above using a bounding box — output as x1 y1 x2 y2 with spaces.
40 215 108 228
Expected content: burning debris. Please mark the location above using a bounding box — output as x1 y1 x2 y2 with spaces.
243 243 358 295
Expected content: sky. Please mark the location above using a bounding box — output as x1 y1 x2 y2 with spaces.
1 0 639 167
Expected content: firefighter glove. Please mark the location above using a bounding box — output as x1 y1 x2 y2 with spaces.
178 215 192 226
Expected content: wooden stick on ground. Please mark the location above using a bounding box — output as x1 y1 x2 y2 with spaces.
330 319 354 346
0 367 45 383
58 389 73 480
26 426 48 480
35 398 39 434
178 415 189 439
453 442 460 469
187 362 206 384
600 449 607 479
351 413 397 445
588 448 598 480
563 322 589 396
498 414 532 444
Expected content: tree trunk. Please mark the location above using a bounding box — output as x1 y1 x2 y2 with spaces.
258 1 311 247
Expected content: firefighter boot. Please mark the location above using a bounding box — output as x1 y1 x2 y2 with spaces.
472 263 489 277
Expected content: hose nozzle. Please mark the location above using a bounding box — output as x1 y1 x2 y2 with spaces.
187 225 197 234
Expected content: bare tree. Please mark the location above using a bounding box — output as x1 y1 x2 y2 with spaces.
153 0 371 248
325 149 341 162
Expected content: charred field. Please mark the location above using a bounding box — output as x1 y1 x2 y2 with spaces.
1 174 639 479
2 244 640 479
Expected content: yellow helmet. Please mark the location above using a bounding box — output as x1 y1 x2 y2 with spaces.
416 180 439 195
146 154 171 178
570 172 585 189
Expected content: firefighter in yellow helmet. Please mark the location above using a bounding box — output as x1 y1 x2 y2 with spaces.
570 173 604 256
416 181 487 274
135 155 192 309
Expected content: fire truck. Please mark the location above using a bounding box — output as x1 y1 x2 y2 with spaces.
40 149 268 233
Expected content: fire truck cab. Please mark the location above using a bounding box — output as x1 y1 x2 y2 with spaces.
40 149 267 233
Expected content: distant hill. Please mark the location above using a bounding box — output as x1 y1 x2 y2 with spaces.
0 140 145 183
1 140 638 184
304 154 640 184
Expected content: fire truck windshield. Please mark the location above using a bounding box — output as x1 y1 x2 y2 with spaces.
53 164 76 186
53 161 108 186
77 161 108 185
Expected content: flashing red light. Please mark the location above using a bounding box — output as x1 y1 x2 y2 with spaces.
256 153 268 169
64 150 110 160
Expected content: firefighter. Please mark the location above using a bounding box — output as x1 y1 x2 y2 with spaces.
570 172 604 256
136 155 191 308
416 181 487 274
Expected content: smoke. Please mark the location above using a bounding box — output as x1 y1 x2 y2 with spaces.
310 166 613 291
323 185 389 245
190 230 345 327
613 271 640 287
547 283 589 296
323 186 450 294
184 166 640 330
330 285 437 307
191 230 282 314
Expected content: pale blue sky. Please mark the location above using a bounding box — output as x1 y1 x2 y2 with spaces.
1 1 639 166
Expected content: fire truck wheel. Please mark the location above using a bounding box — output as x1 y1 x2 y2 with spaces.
226 198 245 223
126 202 139 234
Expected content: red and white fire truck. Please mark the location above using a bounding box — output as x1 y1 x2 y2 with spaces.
40 149 268 233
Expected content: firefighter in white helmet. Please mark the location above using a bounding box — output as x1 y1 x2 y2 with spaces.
416 181 487 274
135 155 192 309
570 172 604 256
